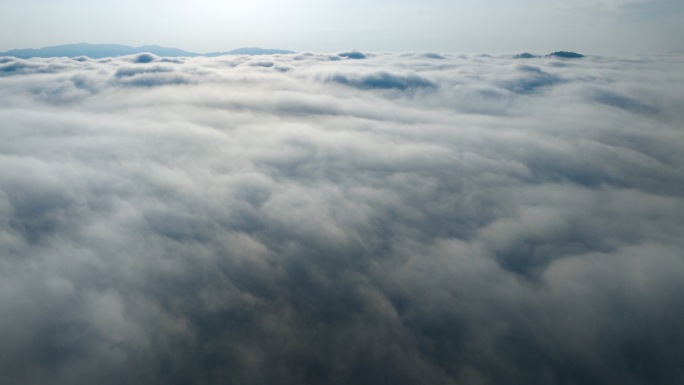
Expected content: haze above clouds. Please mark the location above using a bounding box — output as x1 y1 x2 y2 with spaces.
1 50 684 384
1 0 684 53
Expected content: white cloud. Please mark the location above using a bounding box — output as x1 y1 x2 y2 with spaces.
1 51 684 384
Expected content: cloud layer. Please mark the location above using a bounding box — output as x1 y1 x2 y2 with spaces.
1 51 684 385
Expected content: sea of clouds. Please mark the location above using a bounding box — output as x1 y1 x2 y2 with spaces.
1 50 683 385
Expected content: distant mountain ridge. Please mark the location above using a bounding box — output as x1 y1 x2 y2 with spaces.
514 51 585 59
206 47 295 56
548 51 585 58
0 43 295 59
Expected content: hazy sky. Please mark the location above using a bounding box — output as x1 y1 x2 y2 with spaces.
1 1 684 54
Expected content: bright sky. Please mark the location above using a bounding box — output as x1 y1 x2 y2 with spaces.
1 0 683 54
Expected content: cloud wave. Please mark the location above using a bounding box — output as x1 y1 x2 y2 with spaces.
1 51 683 385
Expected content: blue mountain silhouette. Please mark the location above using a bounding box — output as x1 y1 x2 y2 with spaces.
0 43 294 59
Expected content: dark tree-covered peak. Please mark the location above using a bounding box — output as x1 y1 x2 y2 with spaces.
549 51 585 58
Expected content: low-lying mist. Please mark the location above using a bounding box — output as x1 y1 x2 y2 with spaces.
1 51 683 385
